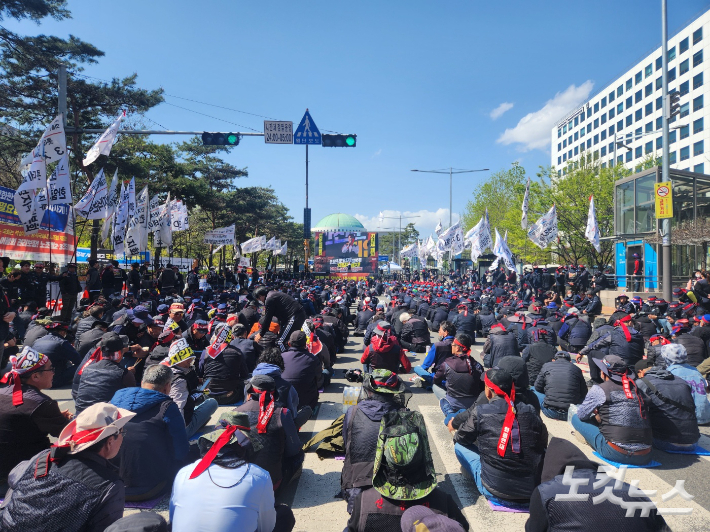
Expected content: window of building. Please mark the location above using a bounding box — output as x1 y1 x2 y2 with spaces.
557 142 561 151
563 139 567 148
670 130 677 143
626 96 633 109
680 58 690 74
626 115 633 127
694 117 704 134
668 46 676 61
656 56 662 70
601 130 607 141
574 131 579 141
669 151 677 164
694 163 704 173
645 102 653 116
680 125 690 139
681 102 690 117
601 146 607 156
693 49 703 67
635 146 643 159
626 150 633 163
694 72 703 89
594 102 599 113
568 149 572 158
656 77 662 90
635 127 642 137
694 140 704 156
593 150 599 160
563 124 567 134
617 119 624 131
645 141 653 154
580 127 585 137
656 136 663 150
580 110 585 122
574 146 579 155
609 142 614 153
626 79 633 91
593 118 599 129
574 116 579 126
645 122 653 133
617 85 623 97
581 142 585 151
679 80 690 95
609 124 615 136
668 67 676 82
635 109 643 122
594 134 599 145
635 71 642 85
609 91 615 103
693 27 703 44
645 64 653 78
656 96 663 110
587 139 591 149
656 116 662 130
601 97 607 108
601 113 607 124
609 107 616 119
562 153 567 162
634 90 641 103
693 94 703 112
617 102 624 114
680 37 689 53
680 146 690 160
557 156 561 165
587 124 592 134
558 129 562 138
644 83 652 97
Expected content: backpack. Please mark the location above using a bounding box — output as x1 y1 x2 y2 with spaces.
303 413 345 459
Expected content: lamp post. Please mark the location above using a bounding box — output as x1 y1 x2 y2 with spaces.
411 167 489 269
378 214 421 264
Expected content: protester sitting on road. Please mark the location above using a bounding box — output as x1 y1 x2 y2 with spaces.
671 319 708 367
659 343 710 424
433 333 483 421
282 330 322 411
521 325 558 385
111 364 190 501
32 317 82 387
482 323 518 368
345 410 469 532
182 318 209 354
363 303 386 347
76 319 109 357
236 375 304 492
0 345 72 479
576 315 644 369
203 323 249 405
556 310 592 353
361 321 412 375
0 402 134 532
525 437 668 532
353 301 375 336
532 352 587 420
571 355 653 465
413 321 455 387
162 337 219 437
399 312 430 353
341 369 411 513
634 358 700 451
169 411 296 532
230 322 262 372
74 303 106 350
74 332 136 415
451 367 547 508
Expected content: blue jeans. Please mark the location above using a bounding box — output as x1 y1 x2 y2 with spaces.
444 408 467 427
185 398 218 438
454 443 529 508
531 389 568 421
432 384 447 402
570 414 651 466
413 365 433 388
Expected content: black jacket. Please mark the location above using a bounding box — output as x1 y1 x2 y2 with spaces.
534 359 587 410
522 342 558 384
281 347 321 409
260 291 305 336
482 328 518 368
673 334 708 367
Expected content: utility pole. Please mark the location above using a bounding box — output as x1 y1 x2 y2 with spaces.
379 214 420 264
661 0 672 302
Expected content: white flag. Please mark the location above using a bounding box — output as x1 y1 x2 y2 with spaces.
274 241 288 256
74 169 109 219
127 178 136 221
101 212 114 244
467 209 493 262
265 237 277 251
47 153 72 205
148 194 161 232
527 205 558 249
181 202 189 230
493 228 516 270
435 220 443 236
13 187 36 224
154 193 173 248
38 114 67 163
212 244 224 255
170 199 184 231
112 182 129 257
126 186 149 256
104 170 119 217
83 110 125 166
585 195 601 252
436 221 464 255
17 145 46 192
521 178 530 229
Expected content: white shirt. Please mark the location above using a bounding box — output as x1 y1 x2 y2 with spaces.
169 460 275 532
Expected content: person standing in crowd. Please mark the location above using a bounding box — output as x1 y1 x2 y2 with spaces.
128 263 142 297
0 403 134 532
32 318 82 388
58 262 82 322
253 286 307 352
85 259 102 303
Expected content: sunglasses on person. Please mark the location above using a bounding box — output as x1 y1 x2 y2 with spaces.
36 367 56 373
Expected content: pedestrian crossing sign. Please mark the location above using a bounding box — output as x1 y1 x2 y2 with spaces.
294 109 321 145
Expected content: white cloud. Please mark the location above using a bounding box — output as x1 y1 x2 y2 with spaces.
372 149 382 158
354 208 460 239
490 102 514 120
497 81 594 151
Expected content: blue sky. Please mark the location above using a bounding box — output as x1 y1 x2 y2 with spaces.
5 0 710 237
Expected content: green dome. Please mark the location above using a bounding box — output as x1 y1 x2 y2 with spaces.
312 213 366 232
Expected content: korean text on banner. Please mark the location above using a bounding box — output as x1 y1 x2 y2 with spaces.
204 225 235 246
655 182 673 219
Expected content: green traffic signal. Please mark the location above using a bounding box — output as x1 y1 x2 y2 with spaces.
202 132 240 146
345 136 355 146
227 134 239 145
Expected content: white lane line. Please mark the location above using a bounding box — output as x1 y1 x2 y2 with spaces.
419 405 530 531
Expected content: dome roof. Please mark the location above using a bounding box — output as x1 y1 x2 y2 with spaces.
312 213 366 232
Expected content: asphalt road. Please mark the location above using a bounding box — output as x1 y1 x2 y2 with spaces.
39 316 710 531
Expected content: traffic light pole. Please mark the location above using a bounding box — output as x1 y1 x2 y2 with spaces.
304 144 310 278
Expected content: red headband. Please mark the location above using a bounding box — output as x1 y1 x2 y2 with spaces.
453 339 470 355
484 374 520 457
189 425 249 479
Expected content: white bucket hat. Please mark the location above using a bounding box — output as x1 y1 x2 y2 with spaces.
55 402 135 454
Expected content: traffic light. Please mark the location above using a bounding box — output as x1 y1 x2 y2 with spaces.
322 134 356 147
667 91 681 120
202 132 240 146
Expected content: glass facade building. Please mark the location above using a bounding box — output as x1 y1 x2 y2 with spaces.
614 166 710 290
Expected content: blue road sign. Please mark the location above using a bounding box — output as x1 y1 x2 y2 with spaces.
378 255 389 262
293 109 321 145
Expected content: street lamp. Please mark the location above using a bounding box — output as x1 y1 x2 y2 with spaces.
410 168 489 227
378 214 421 264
